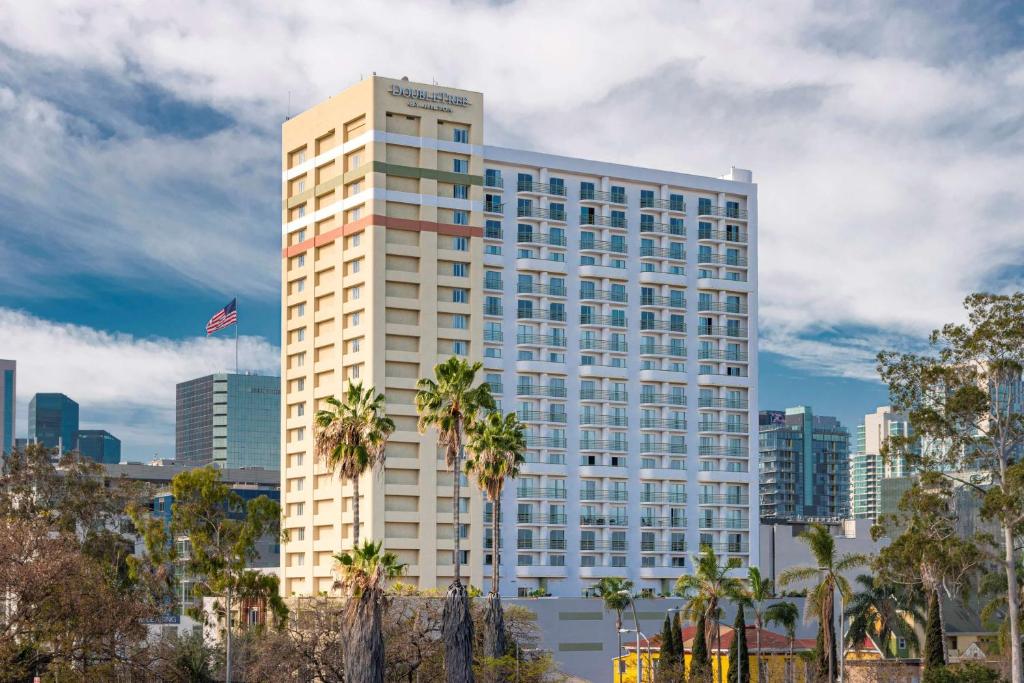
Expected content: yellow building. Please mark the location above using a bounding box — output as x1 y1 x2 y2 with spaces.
613 626 815 682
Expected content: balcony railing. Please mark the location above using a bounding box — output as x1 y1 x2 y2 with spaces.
516 486 568 499
699 518 750 530
579 440 628 452
640 517 688 529
640 442 687 455
698 350 749 362
484 330 503 342
640 393 686 406
517 333 566 347
697 325 747 338
580 314 627 327
517 206 567 221
580 389 628 401
700 542 751 554
517 231 567 247
698 397 747 409
698 302 748 314
697 253 748 267
698 226 747 243
580 339 628 352
484 224 503 239
699 446 748 457
580 489 629 502
640 319 686 332
640 246 686 260
579 239 627 254
517 180 567 196
524 436 567 449
517 309 567 322
517 409 567 424
579 515 629 527
579 189 627 204
483 278 503 291
639 344 686 358
518 283 567 297
640 221 686 237
697 204 748 219
640 294 686 308
484 175 504 189
640 541 688 552
579 214 627 228
698 421 749 433
640 492 687 503
580 288 628 303
484 381 503 394
699 494 750 505
484 303 503 316
640 196 686 212
516 384 567 398
580 414 629 427
484 201 504 213
640 418 687 429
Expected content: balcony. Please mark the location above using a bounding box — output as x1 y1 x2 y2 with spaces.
484 381 503 394
579 314 627 328
698 397 748 409
580 389 628 402
517 231 567 247
516 486 568 499
698 302 748 314
639 517 688 529
639 344 686 358
484 330 503 343
580 339 628 353
484 201 504 213
699 494 750 505
699 518 750 530
580 489 629 502
640 246 686 260
640 442 687 455
516 384 567 398
698 226 747 243
518 282 567 297
580 288 628 303
696 204 748 220
579 238 627 254
697 253 748 267
579 440 628 452
579 189 627 204
579 214 627 228
640 492 687 504
524 436 567 449
640 293 686 309
517 206 567 221
484 175 504 189
700 542 750 554
579 515 629 527
640 541 688 552
640 417 687 430
698 350 749 362
640 393 686 406
484 224 503 239
698 446 747 457
517 409 567 424
640 196 686 212
483 278 503 292
517 333 566 348
517 180 567 196
484 303 504 316
640 319 686 333
697 325 747 338
698 421 749 433
580 414 629 427
517 538 569 551
517 308 567 322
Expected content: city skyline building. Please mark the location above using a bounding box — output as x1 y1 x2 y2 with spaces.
175 373 280 470
279 76 758 597
0 360 14 454
849 405 914 520
759 406 850 522
28 392 79 452
76 429 122 464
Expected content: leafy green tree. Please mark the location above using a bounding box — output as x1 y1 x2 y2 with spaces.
314 380 395 548
594 577 634 683
779 523 868 683
844 574 921 659
765 601 799 683
672 613 685 672
416 357 495 683
878 292 1024 683
676 547 744 683
924 589 945 670
136 466 282 683
726 606 749 683
464 410 526 660
332 540 406 683
690 613 711 683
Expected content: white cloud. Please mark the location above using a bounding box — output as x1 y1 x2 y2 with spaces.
0 308 278 458
0 0 1022 380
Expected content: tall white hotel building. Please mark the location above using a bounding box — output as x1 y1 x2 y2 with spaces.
280 76 758 598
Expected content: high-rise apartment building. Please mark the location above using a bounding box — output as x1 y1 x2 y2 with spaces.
759 407 849 521
0 360 14 454
28 392 79 451
175 373 280 469
848 405 914 520
76 429 122 464
279 76 758 598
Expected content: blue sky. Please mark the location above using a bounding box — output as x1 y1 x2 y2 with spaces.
0 0 1022 458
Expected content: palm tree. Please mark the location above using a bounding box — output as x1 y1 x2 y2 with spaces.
765 601 799 683
745 567 773 683
778 523 868 683
333 540 406 683
844 574 921 658
594 577 634 683
464 410 526 660
416 357 495 683
315 380 395 548
676 546 744 683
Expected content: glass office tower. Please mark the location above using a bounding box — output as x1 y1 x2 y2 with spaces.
28 393 79 451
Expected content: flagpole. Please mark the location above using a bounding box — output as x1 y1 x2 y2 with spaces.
234 298 239 375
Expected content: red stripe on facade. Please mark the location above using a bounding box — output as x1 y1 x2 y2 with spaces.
282 215 483 258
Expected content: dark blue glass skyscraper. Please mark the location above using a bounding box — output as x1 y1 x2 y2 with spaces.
0 360 14 454
28 393 79 451
76 429 121 464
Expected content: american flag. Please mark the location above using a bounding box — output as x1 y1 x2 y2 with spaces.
206 298 237 335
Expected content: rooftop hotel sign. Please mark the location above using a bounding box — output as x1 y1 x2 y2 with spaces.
390 84 471 112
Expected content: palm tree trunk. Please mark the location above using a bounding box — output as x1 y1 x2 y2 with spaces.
756 614 763 682
353 475 360 548
342 587 385 683
483 492 506 660
491 491 500 596
788 636 794 683
443 440 474 683
716 618 723 683
616 612 623 683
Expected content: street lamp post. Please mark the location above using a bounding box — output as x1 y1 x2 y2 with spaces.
619 589 648 683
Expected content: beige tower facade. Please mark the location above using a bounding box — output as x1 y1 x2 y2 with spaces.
280 77 486 595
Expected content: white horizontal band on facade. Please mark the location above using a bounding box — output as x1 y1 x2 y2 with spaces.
281 189 480 235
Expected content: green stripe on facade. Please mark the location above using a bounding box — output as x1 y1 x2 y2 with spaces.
286 188 314 209
557 642 604 652
558 611 604 621
343 161 482 186
636 612 669 620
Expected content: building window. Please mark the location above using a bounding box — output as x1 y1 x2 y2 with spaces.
453 262 468 277
453 184 469 199
453 341 468 356
452 314 467 329
296 254 305 268
453 128 469 144
453 288 468 303
453 210 469 225
350 286 360 300
453 236 468 251
453 158 469 173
